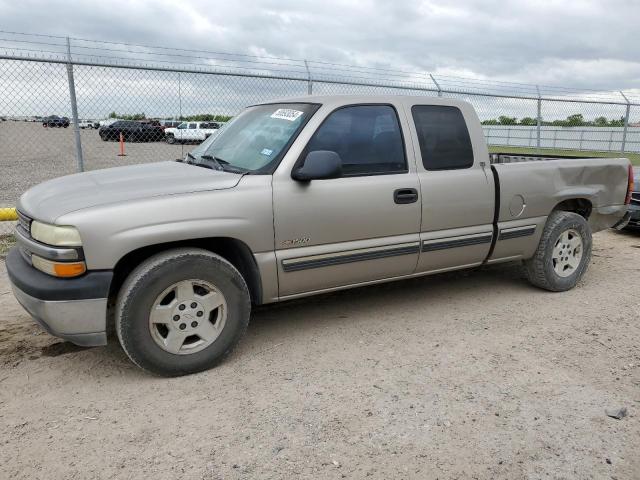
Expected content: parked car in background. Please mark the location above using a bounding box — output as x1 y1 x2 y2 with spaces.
140 119 162 128
626 167 640 229
159 120 181 129
98 120 164 142
42 115 70 128
7 95 633 376
164 121 224 144
99 118 120 128
78 120 99 129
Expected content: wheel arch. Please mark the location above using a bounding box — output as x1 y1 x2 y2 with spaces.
552 197 593 219
108 237 263 306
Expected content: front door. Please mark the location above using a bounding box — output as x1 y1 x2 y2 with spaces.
273 104 421 297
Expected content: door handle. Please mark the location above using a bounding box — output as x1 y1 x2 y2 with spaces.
393 188 419 204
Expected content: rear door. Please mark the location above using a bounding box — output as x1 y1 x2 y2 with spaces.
273 103 421 297
404 100 495 273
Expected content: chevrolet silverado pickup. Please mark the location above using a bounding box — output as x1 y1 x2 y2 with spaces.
7 95 634 376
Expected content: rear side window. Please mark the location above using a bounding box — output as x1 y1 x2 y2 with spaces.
411 105 474 170
306 105 406 176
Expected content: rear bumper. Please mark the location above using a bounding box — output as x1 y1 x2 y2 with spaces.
6 248 112 347
627 203 640 228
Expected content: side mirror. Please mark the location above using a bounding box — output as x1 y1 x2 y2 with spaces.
292 150 342 181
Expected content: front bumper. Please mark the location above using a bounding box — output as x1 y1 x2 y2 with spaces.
6 248 112 347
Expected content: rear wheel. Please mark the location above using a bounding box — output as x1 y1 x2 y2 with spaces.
524 211 592 291
116 248 251 376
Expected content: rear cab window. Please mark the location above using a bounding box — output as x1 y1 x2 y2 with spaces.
411 105 474 170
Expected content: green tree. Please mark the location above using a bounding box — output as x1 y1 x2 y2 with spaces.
519 117 537 126
498 116 517 125
594 116 608 127
609 116 625 127
565 114 585 126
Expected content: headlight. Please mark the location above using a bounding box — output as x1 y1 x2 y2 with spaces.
30 221 82 247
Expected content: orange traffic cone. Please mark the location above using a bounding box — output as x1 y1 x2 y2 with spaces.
118 132 127 157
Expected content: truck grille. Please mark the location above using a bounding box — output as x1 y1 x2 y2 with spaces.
632 192 640 206
17 210 32 237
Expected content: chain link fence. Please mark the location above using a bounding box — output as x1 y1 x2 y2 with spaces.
1 33 639 238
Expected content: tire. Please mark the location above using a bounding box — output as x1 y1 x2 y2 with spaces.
166 134 176 144
523 211 592 292
116 248 251 376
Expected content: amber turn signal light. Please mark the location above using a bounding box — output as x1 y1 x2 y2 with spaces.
31 255 86 278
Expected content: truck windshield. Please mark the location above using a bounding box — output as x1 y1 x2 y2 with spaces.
195 103 318 173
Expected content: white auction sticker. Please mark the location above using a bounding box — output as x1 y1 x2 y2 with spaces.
270 108 304 122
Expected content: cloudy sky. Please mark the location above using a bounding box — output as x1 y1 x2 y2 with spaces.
1 0 639 92
0 0 639 121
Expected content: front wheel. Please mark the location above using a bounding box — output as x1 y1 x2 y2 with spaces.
116 248 251 376
523 211 592 292
165 134 176 144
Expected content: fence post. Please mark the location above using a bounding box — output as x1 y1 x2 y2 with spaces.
536 85 542 151
304 60 313 95
608 130 614 151
65 37 84 172
429 74 442 97
620 91 630 153
579 130 584 150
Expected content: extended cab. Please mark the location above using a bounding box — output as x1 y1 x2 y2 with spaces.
164 121 224 144
7 96 633 376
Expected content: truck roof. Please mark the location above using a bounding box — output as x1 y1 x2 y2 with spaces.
261 94 471 109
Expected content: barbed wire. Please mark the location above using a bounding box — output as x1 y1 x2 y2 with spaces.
0 29 638 104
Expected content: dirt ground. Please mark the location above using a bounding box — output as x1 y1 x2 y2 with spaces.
0 230 639 480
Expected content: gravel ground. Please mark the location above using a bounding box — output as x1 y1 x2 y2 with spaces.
0 121 195 206
0 229 639 479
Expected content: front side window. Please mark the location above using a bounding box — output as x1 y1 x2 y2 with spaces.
305 105 406 176
411 105 474 170
197 103 319 173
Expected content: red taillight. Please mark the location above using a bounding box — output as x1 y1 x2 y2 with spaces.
625 164 634 205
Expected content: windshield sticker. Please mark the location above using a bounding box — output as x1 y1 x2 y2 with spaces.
260 148 273 156
270 108 304 122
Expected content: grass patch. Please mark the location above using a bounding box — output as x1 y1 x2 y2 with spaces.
488 146 640 165
0 234 15 258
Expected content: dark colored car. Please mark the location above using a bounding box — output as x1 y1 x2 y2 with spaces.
627 167 640 229
98 120 164 142
42 115 70 128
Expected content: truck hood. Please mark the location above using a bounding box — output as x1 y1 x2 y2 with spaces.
19 161 242 223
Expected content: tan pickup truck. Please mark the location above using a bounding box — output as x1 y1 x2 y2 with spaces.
7 95 634 376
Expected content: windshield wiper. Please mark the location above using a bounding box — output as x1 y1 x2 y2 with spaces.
200 155 250 174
